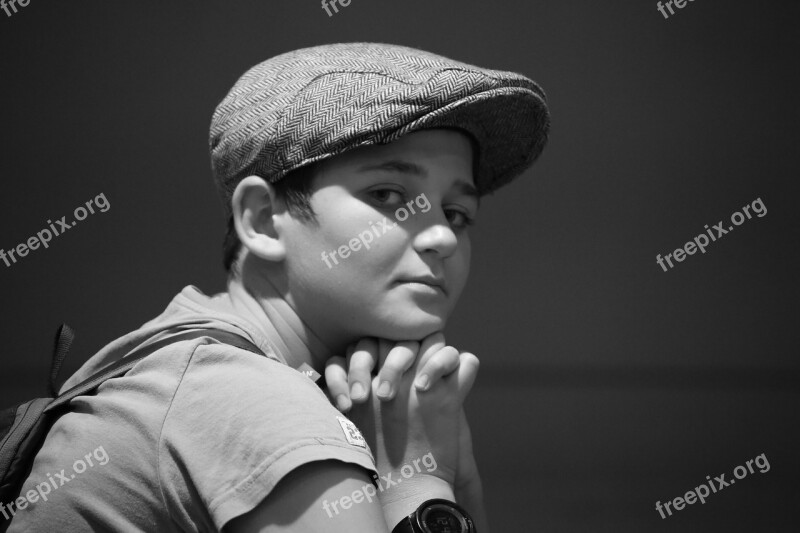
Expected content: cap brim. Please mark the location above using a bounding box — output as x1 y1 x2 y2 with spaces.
387 86 550 194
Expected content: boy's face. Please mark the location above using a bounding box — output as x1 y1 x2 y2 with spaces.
278 129 478 345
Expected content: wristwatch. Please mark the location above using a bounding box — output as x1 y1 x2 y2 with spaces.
391 499 476 533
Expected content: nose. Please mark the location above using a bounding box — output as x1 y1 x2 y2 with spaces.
411 218 458 258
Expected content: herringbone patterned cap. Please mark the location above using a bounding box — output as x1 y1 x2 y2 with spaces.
210 43 550 217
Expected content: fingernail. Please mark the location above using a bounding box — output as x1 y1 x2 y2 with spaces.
336 394 351 412
350 382 366 400
377 381 392 399
415 375 430 391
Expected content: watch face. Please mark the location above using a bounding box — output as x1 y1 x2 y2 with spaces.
419 503 470 533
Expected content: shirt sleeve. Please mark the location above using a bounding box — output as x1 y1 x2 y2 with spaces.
157 342 377 531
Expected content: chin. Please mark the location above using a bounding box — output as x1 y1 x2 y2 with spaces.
373 312 447 342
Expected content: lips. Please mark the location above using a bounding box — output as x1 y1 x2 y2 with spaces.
398 276 447 295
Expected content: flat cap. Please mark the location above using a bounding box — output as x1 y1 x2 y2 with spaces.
210 42 550 217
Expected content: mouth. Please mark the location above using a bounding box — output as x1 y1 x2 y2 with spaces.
397 276 447 295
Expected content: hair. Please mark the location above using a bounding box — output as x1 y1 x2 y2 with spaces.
223 163 318 274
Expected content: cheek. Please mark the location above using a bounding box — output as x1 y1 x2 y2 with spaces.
447 241 471 297
345 227 408 277
317 208 388 254
290 218 403 281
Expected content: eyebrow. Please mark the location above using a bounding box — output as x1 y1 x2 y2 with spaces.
357 159 481 202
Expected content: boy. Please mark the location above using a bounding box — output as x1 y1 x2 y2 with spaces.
6 42 548 532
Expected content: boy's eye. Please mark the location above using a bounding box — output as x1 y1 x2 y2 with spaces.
445 209 476 230
368 188 404 205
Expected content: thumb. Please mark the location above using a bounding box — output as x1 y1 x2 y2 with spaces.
455 352 480 405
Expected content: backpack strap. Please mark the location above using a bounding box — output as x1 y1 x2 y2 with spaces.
48 324 76 398
44 329 263 414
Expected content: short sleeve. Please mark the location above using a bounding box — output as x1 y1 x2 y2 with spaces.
157 343 377 531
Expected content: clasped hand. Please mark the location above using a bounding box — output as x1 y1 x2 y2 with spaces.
324 333 484 519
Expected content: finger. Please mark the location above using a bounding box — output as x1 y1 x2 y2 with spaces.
416 331 447 368
347 337 378 403
324 355 352 412
455 352 480 404
375 341 419 401
377 338 394 368
414 345 460 392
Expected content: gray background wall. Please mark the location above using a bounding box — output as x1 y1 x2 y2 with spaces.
1 1 798 531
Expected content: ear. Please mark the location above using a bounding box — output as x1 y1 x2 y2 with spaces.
231 176 287 262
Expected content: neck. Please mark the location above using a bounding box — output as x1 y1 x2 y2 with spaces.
226 273 333 373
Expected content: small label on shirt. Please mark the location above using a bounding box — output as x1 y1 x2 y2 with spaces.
337 416 366 448
296 363 321 382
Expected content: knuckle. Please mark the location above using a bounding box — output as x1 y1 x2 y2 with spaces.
443 345 461 360
325 355 346 369
398 340 420 352
349 349 375 369
460 352 480 369
434 346 460 367
385 344 416 369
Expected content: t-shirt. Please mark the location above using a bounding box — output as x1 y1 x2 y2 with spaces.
6 286 376 532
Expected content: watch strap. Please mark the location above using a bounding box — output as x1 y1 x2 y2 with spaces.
391 515 419 533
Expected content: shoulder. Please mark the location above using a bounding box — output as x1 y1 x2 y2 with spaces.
175 340 326 404
156 341 377 531
162 340 360 451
